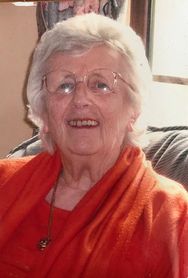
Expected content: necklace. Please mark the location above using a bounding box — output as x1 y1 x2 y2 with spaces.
37 181 59 251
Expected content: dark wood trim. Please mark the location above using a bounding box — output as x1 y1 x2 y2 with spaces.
130 0 150 48
153 75 188 85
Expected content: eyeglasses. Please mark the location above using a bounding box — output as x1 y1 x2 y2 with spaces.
42 68 134 95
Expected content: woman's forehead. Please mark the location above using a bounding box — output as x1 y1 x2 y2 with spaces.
45 44 132 74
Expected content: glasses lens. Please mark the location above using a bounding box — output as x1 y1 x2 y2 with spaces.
45 70 75 94
87 69 114 94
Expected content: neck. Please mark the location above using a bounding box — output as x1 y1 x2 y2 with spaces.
45 147 126 210
60 148 123 191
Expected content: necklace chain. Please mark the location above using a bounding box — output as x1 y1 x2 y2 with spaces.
37 181 59 251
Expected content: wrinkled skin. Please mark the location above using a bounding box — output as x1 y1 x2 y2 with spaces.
43 45 135 159
43 44 137 209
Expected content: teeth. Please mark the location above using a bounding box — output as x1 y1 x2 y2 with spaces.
77 120 82 127
68 120 98 127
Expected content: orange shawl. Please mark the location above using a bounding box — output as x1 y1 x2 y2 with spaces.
0 146 187 278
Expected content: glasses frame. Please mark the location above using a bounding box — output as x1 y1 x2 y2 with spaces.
42 67 134 95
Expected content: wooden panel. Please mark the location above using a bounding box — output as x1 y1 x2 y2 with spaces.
153 75 188 86
130 0 151 50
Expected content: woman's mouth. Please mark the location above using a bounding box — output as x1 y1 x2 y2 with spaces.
67 119 99 128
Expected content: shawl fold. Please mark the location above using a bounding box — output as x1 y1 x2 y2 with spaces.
0 146 187 278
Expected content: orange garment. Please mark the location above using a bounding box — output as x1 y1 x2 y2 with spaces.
0 199 70 277
0 147 187 278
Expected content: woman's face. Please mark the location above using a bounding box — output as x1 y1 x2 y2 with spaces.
43 45 136 157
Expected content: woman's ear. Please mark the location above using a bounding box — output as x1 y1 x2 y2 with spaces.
127 118 135 132
39 118 55 154
43 123 49 134
40 126 55 154
127 111 140 132
41 111 49 132
40 123 49 148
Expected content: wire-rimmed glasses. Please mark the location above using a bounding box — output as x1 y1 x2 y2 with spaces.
42 68 134 95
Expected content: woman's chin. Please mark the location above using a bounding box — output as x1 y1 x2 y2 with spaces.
66 144 100 156
59 134 102 156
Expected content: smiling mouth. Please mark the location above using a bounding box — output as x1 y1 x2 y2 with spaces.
67 119 99 128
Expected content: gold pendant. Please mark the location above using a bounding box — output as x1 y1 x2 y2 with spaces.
38 237 51 251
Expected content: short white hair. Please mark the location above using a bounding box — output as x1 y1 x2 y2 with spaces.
27 13 152 151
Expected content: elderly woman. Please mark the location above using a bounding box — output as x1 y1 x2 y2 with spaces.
0 13 187 278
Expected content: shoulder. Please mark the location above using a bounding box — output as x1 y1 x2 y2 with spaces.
0 151 58 187
154 173 188 203
144 170 188 276
0 156 34 185
149 170 188 222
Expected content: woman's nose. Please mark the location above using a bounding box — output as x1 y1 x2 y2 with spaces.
72 81 92 108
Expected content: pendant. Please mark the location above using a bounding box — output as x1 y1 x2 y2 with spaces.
37 237 51 251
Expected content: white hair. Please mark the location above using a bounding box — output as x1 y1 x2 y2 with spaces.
27 13 152 152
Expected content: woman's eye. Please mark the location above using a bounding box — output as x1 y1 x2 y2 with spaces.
57 82 74 94
89 80 111 93
96 82 110 92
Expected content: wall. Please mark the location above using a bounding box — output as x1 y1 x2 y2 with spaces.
147 0 188 127
148 82 188 127
0 3 37 158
